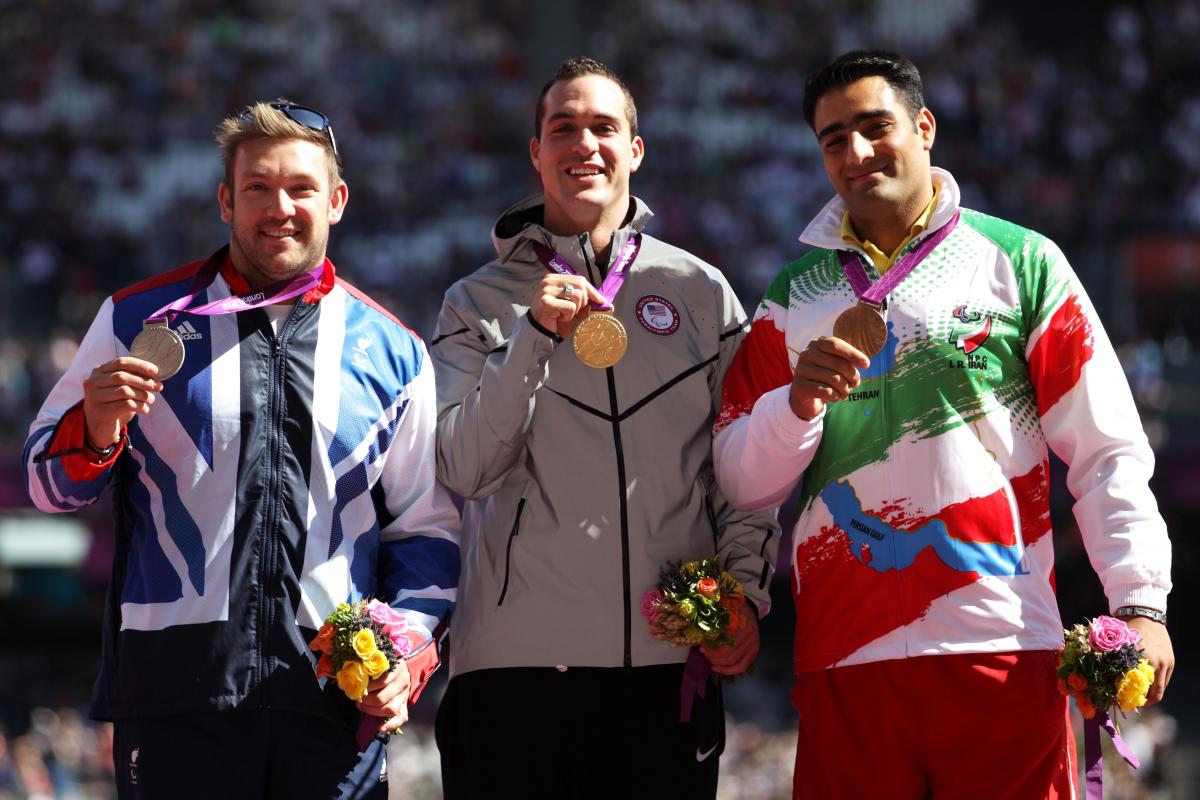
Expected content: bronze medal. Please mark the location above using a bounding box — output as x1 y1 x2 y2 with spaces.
572 311 628 368
832 301 887 357
130 321 186 380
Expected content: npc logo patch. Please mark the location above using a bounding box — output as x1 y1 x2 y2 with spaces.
636 295 679 335
947 304 993 371
951 309 992 355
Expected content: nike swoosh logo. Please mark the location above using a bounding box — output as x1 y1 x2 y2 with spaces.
696 744 719 763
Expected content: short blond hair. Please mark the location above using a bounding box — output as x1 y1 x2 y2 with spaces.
215 99 342 190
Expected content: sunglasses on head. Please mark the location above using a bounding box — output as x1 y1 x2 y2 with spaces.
243 102 339 158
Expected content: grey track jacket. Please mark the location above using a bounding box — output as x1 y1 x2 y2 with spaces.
432 194 780 676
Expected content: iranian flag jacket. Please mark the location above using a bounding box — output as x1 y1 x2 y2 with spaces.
713 168 1171 673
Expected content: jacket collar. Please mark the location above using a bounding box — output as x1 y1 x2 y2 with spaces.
216 247 336 304
491 193 654 273
799 166 961 253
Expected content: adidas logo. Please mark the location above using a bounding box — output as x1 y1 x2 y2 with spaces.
176 320 204 341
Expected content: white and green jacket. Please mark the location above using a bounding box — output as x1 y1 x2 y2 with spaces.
714 168 1171 673
433 195 779 677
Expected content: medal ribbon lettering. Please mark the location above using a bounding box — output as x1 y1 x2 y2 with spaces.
132 252 328 380
145 258 327 324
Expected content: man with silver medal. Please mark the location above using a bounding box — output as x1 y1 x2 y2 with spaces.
431 58 779 799
24 101 459 799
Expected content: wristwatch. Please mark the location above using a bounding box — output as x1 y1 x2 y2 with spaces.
84 429 122 461
1114 605 1167 625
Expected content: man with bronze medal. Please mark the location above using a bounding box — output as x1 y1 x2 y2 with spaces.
431 58 779 798
712 51 1173 799
25 101 460 799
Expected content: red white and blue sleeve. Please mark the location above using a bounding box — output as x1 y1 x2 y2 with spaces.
373 343 461 699
24 298 128 512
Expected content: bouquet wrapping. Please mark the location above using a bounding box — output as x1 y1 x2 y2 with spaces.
1056 616 1154 800
641 558 746 722
310 599 413 748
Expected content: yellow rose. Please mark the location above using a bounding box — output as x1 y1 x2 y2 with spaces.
364 649 391 679
1116 663 1153 712
336 661 369 701
352 628 378 660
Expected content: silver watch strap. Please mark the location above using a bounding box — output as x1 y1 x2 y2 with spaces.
1114 605 1167 625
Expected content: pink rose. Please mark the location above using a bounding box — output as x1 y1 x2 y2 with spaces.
641 588 663 619
366 600 411 653
1088 615 1138 652
391 630 414 658
366 599 404 627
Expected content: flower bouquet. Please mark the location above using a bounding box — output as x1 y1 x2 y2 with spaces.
1056 615 1154 799
641 558 746 721
310 598 412 748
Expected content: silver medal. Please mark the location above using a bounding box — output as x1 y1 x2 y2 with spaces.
130 321 185 380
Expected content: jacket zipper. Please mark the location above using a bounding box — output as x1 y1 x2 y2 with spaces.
606 367 633 670
256 306 298 705
497 498 526 606
581 235 635 671
877 291 907 657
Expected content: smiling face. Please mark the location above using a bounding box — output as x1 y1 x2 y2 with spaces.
813 75 935 233
530 74 644 245
217 137 348 289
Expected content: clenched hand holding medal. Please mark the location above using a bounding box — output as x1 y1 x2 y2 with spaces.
789 213 960 421
82 251 327 456
833 211 960 358
532 235 641 369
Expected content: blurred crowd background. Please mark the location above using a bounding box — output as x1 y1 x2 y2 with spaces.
1 0 1197 797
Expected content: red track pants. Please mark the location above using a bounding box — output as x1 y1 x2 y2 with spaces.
792 650 1076 799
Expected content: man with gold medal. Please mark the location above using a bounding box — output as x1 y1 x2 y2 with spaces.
431 58 779 798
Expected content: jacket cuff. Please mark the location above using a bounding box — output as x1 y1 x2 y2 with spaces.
525 310 563 343
403 632 441 706
759 385 825 445
44 403 126 481
1109 585 1169 614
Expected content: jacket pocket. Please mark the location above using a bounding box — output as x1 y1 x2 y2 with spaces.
497 497 527 606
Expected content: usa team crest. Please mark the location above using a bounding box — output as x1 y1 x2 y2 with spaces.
636 295 679 335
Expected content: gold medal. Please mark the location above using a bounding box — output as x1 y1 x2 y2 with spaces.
130 321 186 380
832 301 887 357
572 311 628 368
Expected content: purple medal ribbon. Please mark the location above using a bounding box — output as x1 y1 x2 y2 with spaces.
836 211 961 305
679 646 712 723
531 234 642 310
1084 712 1140 800
145 257 327 324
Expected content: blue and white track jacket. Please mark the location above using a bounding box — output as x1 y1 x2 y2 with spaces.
24 249 460 721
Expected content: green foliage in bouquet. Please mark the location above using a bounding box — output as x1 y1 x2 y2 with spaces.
642 558 746 648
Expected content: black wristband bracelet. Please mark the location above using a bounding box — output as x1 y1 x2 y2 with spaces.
84 429 121 460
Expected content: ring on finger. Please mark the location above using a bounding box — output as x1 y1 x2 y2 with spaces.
562 284 575 300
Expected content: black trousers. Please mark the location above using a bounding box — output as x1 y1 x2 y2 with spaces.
436 664 724 800
112 709 387 799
